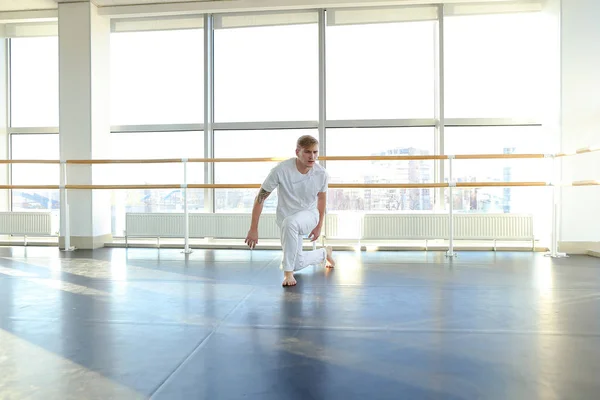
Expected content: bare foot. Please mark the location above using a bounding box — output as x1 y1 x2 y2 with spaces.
282 271 297 286
325 246 335 268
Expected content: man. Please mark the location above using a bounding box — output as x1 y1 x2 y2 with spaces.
245 135 335 286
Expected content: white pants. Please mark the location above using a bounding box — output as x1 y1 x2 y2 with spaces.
279 209 326 272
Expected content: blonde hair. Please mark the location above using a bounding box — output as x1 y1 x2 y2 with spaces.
296 135 319 149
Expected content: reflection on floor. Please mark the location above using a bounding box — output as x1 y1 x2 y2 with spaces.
0 247 599 399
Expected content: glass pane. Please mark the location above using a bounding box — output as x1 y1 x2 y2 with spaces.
10 37 59 127
214 129 317 212
11 134 60 213
110 30 204 125
326 20 435 120
326 128 435 212
444 12 543 118
444 126 550 183
444 126 551 219
215 22 318 122
108 131 204 236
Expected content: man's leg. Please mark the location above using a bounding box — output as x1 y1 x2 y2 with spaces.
280 210 334 286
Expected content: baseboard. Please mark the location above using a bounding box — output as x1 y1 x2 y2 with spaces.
559 241 600 256
588 250 600 258
59 234 113 250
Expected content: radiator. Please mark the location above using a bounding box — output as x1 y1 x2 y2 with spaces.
324 213 363 239
454 214 533 240
0 212 53 235
363 214 448 240
126 213 280 239
362 213 534 241
190 214 279 239
125 213 185 238
125 212 534 242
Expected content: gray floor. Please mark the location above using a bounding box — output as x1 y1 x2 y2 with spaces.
0 247 599 400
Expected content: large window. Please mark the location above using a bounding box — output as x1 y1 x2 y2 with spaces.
110 29 204 125
326 19 435 120
326 128 435 212
214 15 318 122
5 7 548 245
444 12 542 118
11 134 60 212
444 126 550 214
108 131 204 235
214 130 316 212
10 37 59 127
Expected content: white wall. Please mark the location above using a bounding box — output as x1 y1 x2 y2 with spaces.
559 0 600 243
0 24 8 214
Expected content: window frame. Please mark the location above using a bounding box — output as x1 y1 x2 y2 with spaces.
6 4 545 227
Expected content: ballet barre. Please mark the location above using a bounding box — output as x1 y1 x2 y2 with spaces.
1 147 598 257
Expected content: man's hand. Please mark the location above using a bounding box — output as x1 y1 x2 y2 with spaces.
308 224 322 242
245 228 259 249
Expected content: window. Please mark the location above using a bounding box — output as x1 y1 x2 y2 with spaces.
214 15 318 122
326 19 435 120
214 129 316 212
444 12 542 118
11 134 60 212
108 131 204 235
444 126 550 214
326 128 435 212
10 37 59 127
110 29 204 125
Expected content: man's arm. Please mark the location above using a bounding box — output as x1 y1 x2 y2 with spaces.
245 188 271 249
250 188 271 230
316 191 326 227
309 191 327 241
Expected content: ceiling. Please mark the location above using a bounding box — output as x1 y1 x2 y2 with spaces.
97 0 218 5
0 0 518 14
63 0 217 6
0 0 219 12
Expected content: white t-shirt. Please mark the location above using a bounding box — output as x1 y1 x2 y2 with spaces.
261 158 329 225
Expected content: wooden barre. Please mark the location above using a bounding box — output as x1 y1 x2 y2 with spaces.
0 160 60 164
320 155 449 161
455 182 549 187
571 180 600 186
556 147 600 157
67 159 183 164
329 183 448 189
576 147 600 154
1 154 555 165
454 154 548 160
0 185 62 189
66 154 547 163
2 150 596 165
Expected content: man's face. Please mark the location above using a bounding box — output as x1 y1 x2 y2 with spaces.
296 144 319 169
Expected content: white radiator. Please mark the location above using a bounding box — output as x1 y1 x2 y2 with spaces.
362 213 533 241
190 214 279 239
0 212 53 236
454 214 534 240
324 213 363 239
125 212 534 242
125 213 185 238
126 213 280 239
363 214 448 240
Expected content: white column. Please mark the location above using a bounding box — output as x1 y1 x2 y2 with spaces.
434 5 445 212
58 2 112 249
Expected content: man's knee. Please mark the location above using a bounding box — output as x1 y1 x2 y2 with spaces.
281 215 300 233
